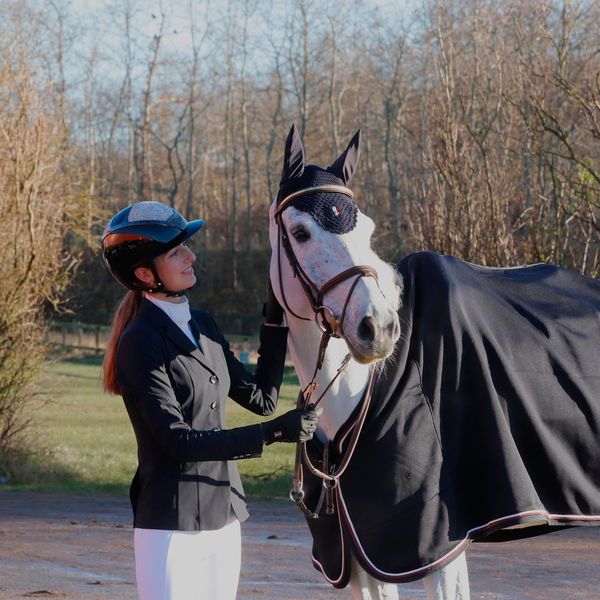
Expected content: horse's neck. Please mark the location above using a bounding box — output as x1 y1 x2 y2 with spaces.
286 316 370 443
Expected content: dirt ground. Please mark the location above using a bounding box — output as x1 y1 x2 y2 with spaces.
1 490 599 600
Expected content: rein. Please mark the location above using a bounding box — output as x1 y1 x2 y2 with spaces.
274 190 384 519
290 361 381 519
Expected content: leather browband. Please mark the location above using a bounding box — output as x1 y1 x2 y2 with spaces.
276 185 354 215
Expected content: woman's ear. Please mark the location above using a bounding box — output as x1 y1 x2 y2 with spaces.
134 266 154 285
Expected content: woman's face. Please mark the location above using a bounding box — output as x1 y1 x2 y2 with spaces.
153 242 197 291
134 242 196 297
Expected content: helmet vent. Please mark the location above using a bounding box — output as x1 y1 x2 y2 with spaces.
129 201 173 223
112 211 126 226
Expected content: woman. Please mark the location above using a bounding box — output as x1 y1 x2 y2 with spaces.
101 201 319 600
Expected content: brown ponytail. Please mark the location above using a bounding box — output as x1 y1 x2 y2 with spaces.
103 290 143 395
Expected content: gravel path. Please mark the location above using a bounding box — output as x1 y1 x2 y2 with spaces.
0 491 599 599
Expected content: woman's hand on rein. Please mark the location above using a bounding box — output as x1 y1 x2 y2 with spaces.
261 407 322 445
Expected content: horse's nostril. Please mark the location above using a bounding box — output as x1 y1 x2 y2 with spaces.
358 316 376 344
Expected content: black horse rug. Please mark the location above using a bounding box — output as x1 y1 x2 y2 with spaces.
302 251 600 587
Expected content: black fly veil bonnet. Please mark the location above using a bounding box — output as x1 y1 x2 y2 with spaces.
276 124 361 234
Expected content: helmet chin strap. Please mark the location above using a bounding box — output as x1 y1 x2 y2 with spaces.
163 288 193 298
141 263 193 298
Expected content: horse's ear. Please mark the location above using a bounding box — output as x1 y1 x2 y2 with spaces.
279 124 305 187
327 129 362 184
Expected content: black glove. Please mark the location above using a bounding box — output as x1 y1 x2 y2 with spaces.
263 276 284 325
261 407 322 445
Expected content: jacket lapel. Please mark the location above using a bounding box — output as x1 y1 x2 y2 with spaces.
189 319 212 359
139 299 216 374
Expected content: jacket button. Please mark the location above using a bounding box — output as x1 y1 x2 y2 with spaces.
209 375 217 384
210 401 218 409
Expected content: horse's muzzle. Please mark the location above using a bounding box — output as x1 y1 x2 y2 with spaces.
348 313 400 363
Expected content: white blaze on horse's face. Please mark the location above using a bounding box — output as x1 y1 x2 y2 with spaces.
270 201 401 364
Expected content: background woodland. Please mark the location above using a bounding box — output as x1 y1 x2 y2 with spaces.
6 0 600 323
1 0 600 452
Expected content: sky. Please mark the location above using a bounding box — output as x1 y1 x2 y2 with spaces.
60 0 420 97
69 0 419 57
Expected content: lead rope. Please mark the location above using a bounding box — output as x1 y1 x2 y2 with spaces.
290 362 380 518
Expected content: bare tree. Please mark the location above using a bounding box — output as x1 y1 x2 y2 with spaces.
53 0 600 334
140 8 166 202
0 6 90 454
240 0 256 253
286 0 314 140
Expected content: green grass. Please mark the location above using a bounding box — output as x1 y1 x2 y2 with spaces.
0 354 301 499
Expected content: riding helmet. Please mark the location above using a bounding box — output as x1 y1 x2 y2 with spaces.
102 201 204 295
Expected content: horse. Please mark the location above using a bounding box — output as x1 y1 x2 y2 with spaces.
268 124 600 600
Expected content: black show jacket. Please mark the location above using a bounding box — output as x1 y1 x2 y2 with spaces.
116 299 288 531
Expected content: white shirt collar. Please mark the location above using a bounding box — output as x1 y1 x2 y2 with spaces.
144 293 192 330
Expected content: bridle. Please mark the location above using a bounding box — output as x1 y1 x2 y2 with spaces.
274 185 385 519
274 185 380 338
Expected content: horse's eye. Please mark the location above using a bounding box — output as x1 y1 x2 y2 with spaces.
292 229 310 242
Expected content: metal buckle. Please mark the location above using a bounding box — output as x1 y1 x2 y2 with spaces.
289 489 319 519
316 305 339 335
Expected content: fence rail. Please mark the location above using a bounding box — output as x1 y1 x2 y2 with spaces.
47 322 112 352
46 321 259 364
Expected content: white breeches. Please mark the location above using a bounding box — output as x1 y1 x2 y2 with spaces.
134 519 241 600
350 551 470 600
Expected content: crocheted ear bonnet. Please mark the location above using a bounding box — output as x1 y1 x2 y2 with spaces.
277 125 362 234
